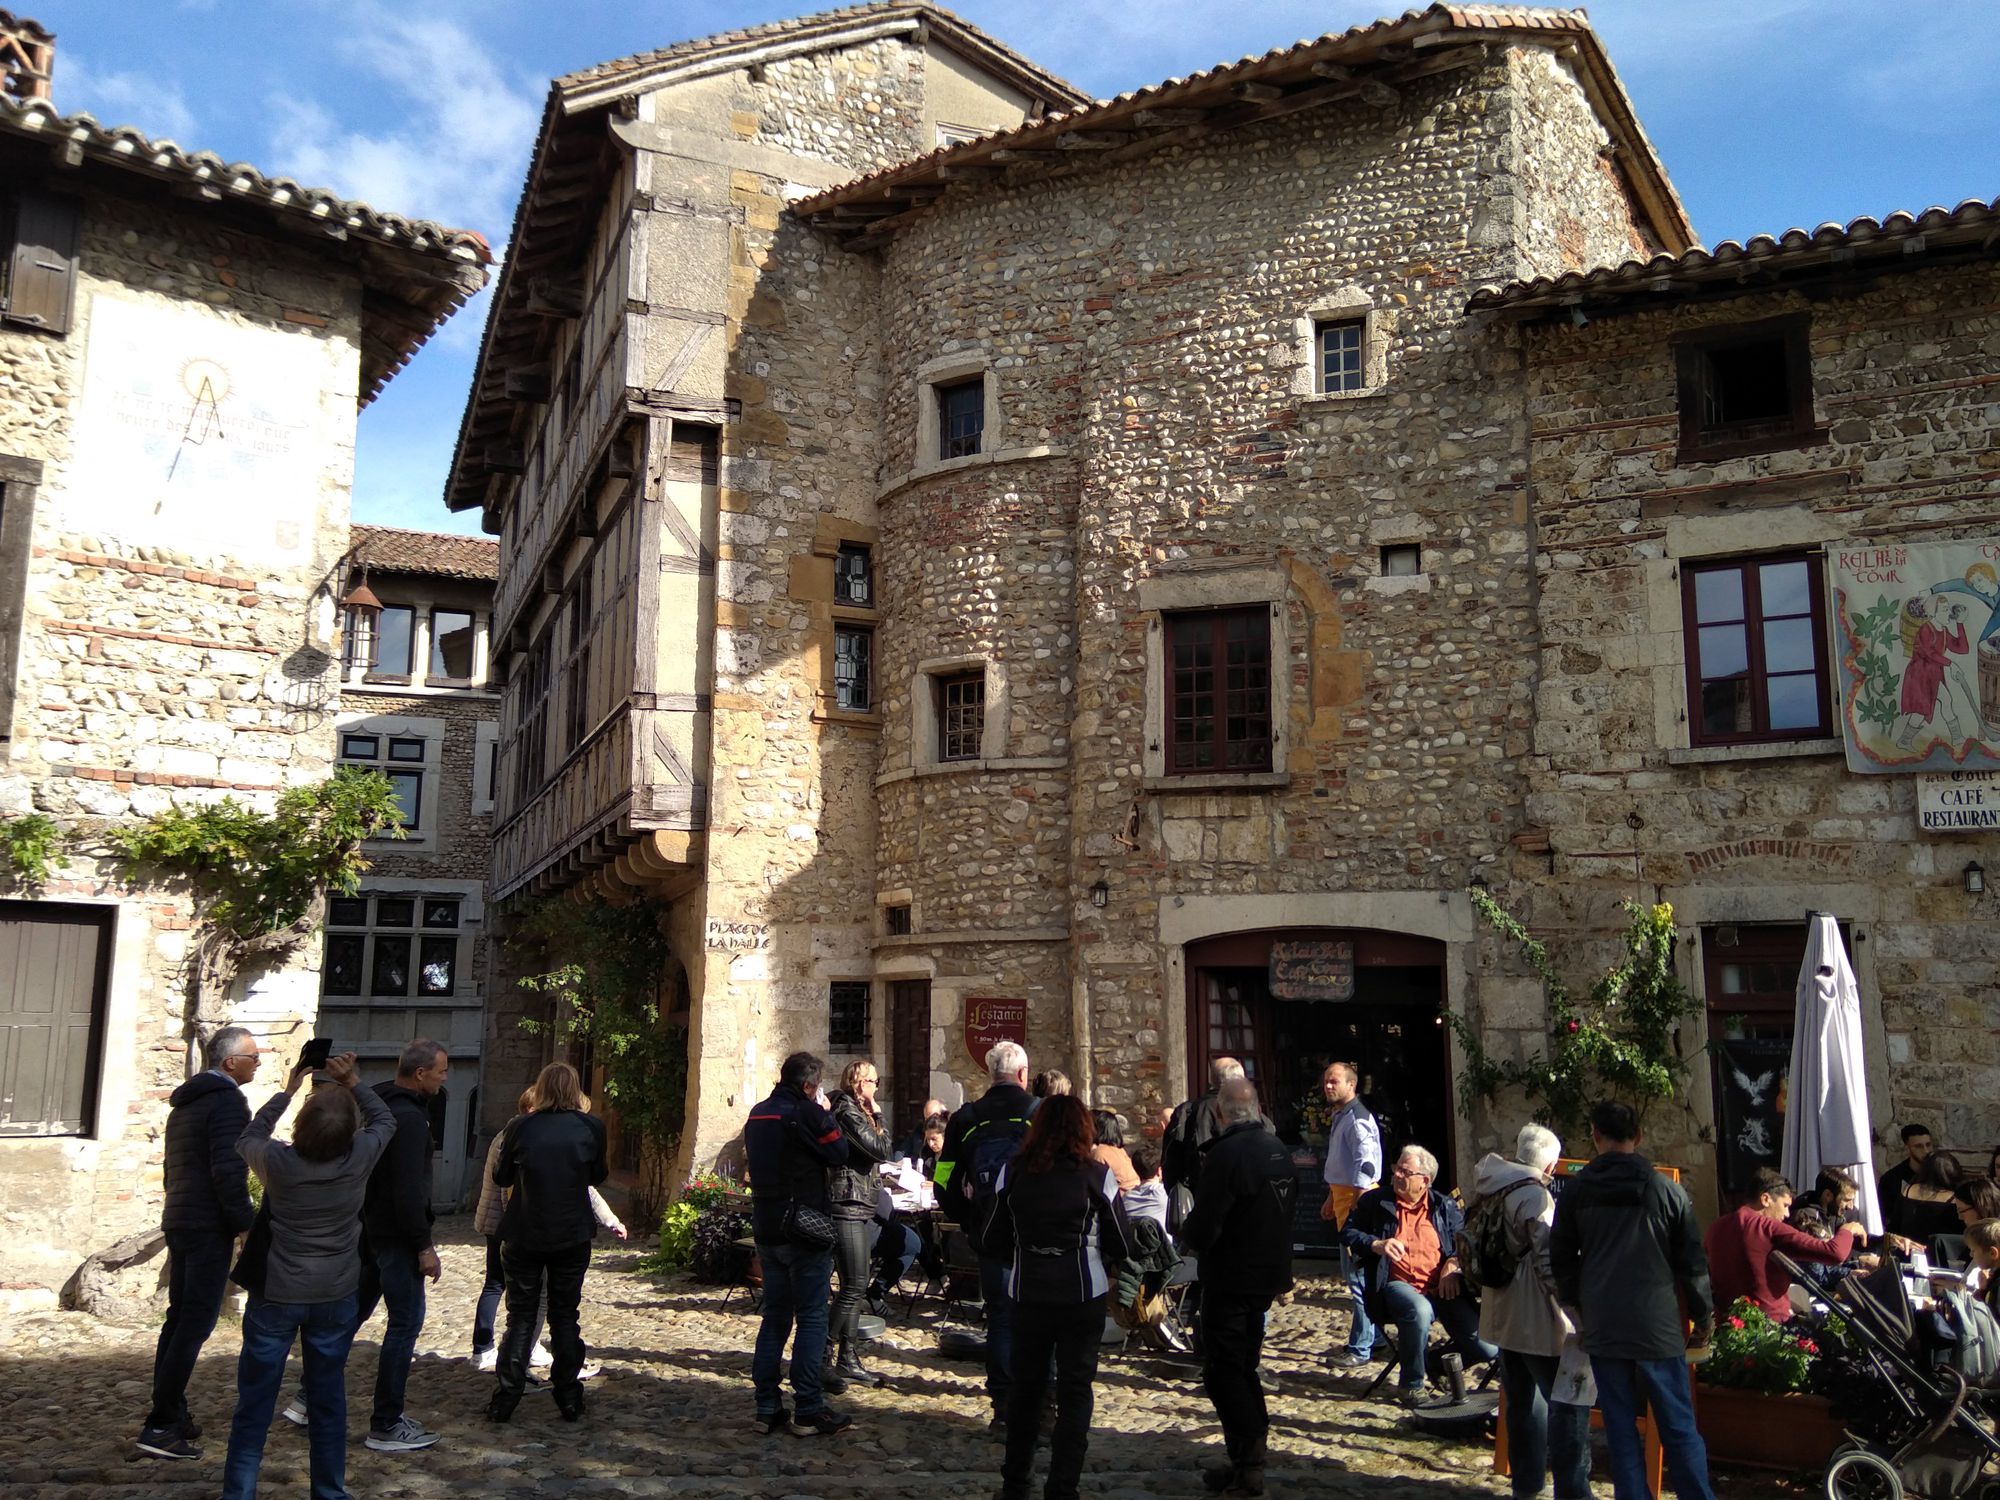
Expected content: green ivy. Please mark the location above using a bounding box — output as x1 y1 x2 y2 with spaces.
108 768 404 943
0 812 68 891
509 894 688 1221
1447 889 1704 1138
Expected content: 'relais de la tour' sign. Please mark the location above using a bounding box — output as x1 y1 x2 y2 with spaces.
1833 538 2000 775
1269 940 1355 1002
964 997 1027 1066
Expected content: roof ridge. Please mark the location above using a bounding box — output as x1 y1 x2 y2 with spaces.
352 521 499 543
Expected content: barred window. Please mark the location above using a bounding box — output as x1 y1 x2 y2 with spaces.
937 672 984 762
829 982 871 1051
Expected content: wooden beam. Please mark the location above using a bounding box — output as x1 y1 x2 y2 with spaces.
524 277 585 318
987 147 1065 163
504 368 551 402
1057 130 1133 150
482 445 525 475
1129 107 1210 128
1233 81 1285 103
1311 59 1397 105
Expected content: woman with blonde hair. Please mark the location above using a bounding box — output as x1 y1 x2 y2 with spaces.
826 1057 892 1388
487 1062 610 1423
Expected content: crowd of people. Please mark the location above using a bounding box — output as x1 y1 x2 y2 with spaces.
136 1031 613 1499
138 1026 2000 1500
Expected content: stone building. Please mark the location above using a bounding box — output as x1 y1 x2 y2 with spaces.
0 14 487 1291
1468 199 2000 1213
321 525 500 1207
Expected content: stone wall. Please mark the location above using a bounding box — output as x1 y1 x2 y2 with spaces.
0 186 363 1290
1514 258 2000 1211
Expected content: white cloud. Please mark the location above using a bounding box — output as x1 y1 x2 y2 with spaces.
263 4 539 247
53 50 200 142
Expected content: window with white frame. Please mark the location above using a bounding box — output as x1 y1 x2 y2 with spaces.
1316 318 1366 394
428 609 476 682
340 731 427 830
322 892 463 1001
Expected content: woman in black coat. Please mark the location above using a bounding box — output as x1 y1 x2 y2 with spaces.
827 1059 892 1386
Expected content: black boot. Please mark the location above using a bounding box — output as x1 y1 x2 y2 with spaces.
820 1354 848 1396
836 1339 882 1388
485 1388 520 1423
1202 1461 1238 1492
1224 1443 1267 1497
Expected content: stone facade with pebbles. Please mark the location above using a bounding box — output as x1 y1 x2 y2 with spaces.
1490 250 2000 1215
0 61 484 1293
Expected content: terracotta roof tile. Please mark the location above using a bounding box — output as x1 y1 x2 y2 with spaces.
351 524 500 584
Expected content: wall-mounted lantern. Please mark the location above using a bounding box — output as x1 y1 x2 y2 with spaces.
1966 861 1986 898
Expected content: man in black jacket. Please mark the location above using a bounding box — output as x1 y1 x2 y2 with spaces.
934 1039 1035 1434
136 1026 261 1460
1181 1077 1296 1499
320 1039 449 1453
1550 1100 1715 1500
746 1051 854 1437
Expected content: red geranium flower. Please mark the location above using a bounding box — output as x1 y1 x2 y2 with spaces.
1725 1316 1745 1329
1798 1339 1819 1355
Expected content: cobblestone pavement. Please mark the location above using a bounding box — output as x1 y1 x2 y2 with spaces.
0 1220 1808 1499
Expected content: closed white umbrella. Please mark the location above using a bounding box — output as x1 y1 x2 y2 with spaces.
1781 913 1883 1235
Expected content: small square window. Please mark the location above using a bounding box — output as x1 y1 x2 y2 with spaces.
1317 318 1366 394
422 898 460 930
387 737 426 762
937 377 984 460
375 897 416 928
1380 544 1422 577
1674 317 1816 460
327 896 369 927
834 543 873 607
828 981 871 1050
340 734 379 760
937 672 984 762
834 625 872 712
885 904 912 936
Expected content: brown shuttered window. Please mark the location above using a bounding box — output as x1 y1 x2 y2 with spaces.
2 191 81 335
0 901 113 1136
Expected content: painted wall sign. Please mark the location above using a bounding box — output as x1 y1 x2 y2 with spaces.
704 919 771 952
1917 770 2000 832
964 996 1027 1067
1833 538 2000 774
1269 939 1354 1002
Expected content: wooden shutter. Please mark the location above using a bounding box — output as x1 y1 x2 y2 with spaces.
4 191 81 334
0 902 112 1135
888 979 931 1140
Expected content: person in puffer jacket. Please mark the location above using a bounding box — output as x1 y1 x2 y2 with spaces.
826 1059 892 1389
471 1087 625 1372
982 1096 1133 1500
1471 1125 1591 1500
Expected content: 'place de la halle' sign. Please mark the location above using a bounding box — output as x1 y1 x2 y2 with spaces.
964 997 1028 1067
1269 940 1355 1002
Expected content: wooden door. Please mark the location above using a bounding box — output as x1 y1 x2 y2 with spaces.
887 979 931 1143
0 901 112 1136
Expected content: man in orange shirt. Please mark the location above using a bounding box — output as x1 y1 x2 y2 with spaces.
1341 1144 1497 1406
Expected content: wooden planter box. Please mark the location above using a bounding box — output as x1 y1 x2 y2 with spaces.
1694 1385 1846 1472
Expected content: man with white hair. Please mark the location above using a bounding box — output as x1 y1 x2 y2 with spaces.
136 1026 262 1460
1342 1143 1498 1407
1470 1124 1590 1500
1164 1057 1274 1224
1181 1076 1296 1498
934 1040 1035 1436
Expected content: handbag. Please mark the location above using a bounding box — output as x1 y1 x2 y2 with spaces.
782 1200 836 1252
230 1202 274 1297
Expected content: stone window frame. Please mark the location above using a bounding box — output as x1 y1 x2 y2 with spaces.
1672 313 1828 464
1681 550 1833 749
913 654 1010 770
1138 567 1291 790
472 721 500 816
337 711 446 852
1293 293 1392 403
321 888 468 1004
0 454 43 745
914 351 1003 473
1645 509 1845 764
801 514 882 730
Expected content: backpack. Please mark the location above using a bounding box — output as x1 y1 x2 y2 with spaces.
1460 1177 1539 1294
963 1114 1031 1207
1936 1287 2000 1388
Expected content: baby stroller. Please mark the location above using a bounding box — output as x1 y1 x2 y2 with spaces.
1773 1251 2000 1500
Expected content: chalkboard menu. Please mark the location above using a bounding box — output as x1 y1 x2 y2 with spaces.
1714 1037 1791 1194
1270 939 1355 1002
1291 1151 1343 1259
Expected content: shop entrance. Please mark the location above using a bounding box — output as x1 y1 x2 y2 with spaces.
1185 928 1454 1189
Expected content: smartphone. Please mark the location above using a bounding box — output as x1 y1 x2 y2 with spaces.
298 1037 333 1071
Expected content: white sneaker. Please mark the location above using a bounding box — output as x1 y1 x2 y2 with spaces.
281 1394 308 1427
578 1362 602 1382
530 1342 553 1369
475 1347 498 1373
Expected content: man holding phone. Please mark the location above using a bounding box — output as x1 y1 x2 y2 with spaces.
136 1026 262 1460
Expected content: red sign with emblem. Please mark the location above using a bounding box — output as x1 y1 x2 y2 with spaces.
964 996 1028 1067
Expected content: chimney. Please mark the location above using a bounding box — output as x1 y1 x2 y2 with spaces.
0 10 54 102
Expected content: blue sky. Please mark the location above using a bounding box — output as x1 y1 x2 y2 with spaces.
36 1 2000 538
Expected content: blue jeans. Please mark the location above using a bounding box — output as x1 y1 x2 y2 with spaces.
1378 1279 1499 1391
222 1292 358 1500
1591 1355 1714 1500
1342 1243 1376 1355
146 1228 235 1429
980 1254 1017 1416
352 1241 425 1432
1499 1348 1593 1500
752 1241 834 1417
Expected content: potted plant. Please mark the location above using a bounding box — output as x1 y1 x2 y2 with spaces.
1693 1299 1847 1471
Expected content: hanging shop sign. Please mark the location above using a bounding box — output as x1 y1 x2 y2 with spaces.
1916 770 2000 832
1269 939 1354 1002
963 996 1028 1067
1833 538 2000 774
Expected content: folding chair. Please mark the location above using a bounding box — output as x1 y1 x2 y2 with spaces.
719 1236 763 1312
937 1225 985 1325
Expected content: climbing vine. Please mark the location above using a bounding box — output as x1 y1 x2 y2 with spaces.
0 812 68 891
507 893 686 1220
1447 889 1704 1138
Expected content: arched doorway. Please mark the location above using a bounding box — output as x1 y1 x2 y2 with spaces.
1184 927 1454 1186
